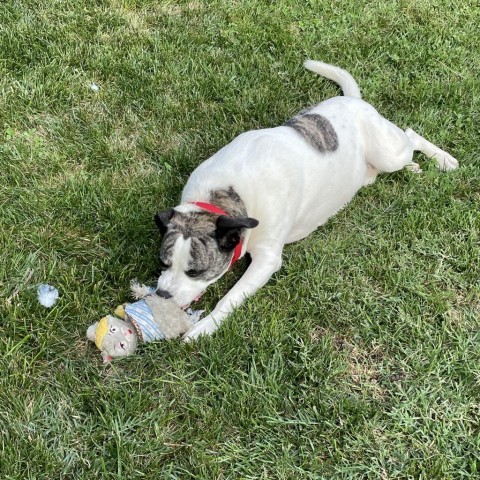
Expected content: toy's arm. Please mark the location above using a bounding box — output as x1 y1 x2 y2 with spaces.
114 305 127 319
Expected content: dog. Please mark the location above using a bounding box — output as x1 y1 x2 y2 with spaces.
154 60 458 340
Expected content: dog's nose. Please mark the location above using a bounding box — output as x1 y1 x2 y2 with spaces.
156 289 172 299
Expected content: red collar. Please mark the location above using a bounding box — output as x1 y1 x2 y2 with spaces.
189 201 243 267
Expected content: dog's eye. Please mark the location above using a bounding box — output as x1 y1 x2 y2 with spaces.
185 269 204 278
159 259 170 270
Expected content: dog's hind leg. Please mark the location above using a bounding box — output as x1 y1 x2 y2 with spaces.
363 110 458 176
362 112 420 175
405 128 458 171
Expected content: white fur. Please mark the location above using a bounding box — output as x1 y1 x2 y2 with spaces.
165 60 458 339
157 236 211 308
304 59 362 98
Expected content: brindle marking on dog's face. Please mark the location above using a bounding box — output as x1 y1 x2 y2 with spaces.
285 112 338 152
187 234 232 281
159 210 232 282
156 187 256 306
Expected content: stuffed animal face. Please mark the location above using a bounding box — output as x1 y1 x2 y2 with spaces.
87 315 138 363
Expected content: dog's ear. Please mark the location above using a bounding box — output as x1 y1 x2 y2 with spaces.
154 209 174 235
216 215 259 251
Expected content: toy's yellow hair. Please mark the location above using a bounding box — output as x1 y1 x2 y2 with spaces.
95 317 109 350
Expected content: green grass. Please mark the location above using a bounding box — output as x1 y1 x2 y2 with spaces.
1 0 479 478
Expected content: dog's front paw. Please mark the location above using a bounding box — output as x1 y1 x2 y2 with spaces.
183 316 219 342
435 151 459 171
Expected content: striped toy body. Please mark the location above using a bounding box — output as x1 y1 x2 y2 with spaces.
125 299 165 342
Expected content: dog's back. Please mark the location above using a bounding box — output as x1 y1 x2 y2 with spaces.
182 62 374 243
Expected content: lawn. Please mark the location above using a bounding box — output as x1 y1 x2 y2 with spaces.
1 0 479 478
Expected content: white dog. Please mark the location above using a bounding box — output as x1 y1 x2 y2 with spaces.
153 60 458 340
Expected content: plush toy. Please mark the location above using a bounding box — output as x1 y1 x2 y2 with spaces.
87 283 202 362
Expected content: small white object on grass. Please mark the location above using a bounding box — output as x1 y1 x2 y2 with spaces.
37 284 59 308
89 83 100 92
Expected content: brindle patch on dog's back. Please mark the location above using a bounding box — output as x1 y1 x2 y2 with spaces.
285 112 338 152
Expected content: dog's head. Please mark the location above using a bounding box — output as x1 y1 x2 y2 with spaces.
154 205 258 308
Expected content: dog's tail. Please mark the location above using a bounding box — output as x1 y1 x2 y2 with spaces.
304 60 362 99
